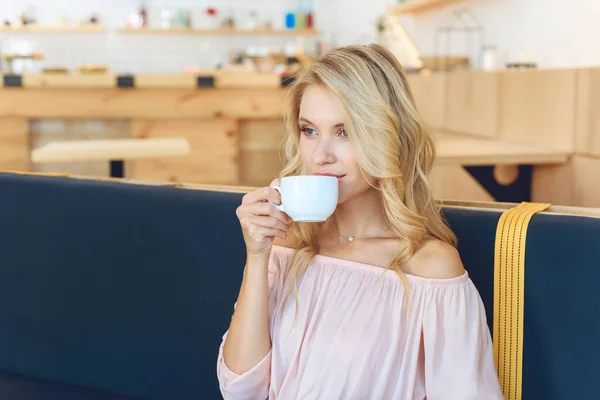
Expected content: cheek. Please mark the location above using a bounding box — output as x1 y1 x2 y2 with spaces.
338 145 360 175
339 147 371 190
298 138 312 165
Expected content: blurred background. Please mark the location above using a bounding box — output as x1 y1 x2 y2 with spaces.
1 0 599 207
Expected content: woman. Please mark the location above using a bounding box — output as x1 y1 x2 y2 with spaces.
217 44 504 399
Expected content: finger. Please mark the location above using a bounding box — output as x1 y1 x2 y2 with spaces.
242 186 270 205
265 186 281 206
246 216 290 233
247 225 287 241
253 202 292 224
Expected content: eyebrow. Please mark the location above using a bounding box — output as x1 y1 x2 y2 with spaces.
299 117 344 128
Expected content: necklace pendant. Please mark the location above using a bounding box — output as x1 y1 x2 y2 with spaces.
348 236 355 242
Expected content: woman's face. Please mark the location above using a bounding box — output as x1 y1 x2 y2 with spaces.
298 85 373 204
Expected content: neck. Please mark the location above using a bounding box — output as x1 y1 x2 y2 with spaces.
327 187 388 240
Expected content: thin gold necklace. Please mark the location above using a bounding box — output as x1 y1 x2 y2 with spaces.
329 220 390 243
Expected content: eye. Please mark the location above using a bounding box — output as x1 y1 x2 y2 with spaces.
300 127 318 136
338 129 348 139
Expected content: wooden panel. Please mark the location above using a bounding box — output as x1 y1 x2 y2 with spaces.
238 119 286 186
445 71 498 137
0 117 29 171
575 68 600 157
430 164 494 202
6 71 283 89
22 73 114 89
216 70 280 89
239 119 285 151
572 155 600 208
406 73 446 130
498 69 577 151
532 162 575 206
130 119 238 184
239 150 284 187
135 74 197 89
135 71 279 89
533 155 600 208
0 88 287 119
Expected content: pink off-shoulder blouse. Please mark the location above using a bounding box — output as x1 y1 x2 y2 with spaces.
217 245 504 399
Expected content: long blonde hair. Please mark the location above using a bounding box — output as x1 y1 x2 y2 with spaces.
279 43 457 315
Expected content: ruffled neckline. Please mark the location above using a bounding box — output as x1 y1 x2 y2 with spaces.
271 244 470 286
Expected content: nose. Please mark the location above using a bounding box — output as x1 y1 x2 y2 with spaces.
313 136 336 165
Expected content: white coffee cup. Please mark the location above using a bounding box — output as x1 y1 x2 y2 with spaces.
270 175 338 222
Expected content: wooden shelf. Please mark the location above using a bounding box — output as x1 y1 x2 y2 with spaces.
388 0 467 15
117 27 320 36
0 25 105 33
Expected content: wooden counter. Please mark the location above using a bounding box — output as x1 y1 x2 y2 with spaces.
0 70 288 185
407 67 600 207
1 68 599 206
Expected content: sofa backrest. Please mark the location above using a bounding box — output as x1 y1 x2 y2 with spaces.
443 204 600 399
0 173 246 399
0 172 599 399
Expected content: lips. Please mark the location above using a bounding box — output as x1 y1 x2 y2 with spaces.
314 172 346 181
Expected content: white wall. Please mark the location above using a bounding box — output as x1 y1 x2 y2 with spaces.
0 0 387 74
321 0 600 69
398 0 600 69
0 0 598 73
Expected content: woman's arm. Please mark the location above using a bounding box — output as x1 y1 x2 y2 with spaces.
222 253 273 374
217 182 292 399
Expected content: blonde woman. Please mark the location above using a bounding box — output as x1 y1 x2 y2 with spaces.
217 44 503 399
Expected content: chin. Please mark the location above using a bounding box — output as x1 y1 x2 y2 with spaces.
337 183 375 205
336 187 354 205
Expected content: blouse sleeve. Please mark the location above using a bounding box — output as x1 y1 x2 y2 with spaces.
216 248 282 400
421 277 504 400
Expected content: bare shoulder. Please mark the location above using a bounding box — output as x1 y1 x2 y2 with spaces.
404 239 465 279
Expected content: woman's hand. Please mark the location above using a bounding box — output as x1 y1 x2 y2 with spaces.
236 178 292 258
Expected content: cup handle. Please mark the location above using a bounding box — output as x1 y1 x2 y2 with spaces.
269 185 284 212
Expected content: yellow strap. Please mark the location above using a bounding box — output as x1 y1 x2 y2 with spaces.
494 202 550 400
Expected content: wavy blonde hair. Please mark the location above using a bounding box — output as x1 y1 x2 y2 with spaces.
279 43 457 316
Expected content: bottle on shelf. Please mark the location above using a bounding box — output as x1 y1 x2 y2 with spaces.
285 0 296 29
295 0 306 29
139 1 148 27
160 9 172 29
285 12 295 29
305 0 314 29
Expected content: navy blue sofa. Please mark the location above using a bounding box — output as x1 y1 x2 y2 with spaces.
0 172 599 399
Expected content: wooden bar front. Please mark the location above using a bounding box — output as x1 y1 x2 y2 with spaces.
1 68 599 206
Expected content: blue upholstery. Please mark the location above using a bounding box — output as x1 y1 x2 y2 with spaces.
0 172 599 399
0 370 136 400
443 207 600 399
0 173 246 399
